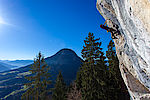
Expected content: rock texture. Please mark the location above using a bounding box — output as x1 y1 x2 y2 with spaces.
96 0 150 99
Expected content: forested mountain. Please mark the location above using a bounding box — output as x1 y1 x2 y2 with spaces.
0 48 82 100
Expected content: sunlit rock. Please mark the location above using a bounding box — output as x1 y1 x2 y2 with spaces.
96 0 150 99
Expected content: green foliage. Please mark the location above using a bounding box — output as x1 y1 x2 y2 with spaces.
75 67 82 90
21 52 51 100
76 33 129 100
52 71 67 100
106 40 130 100
76 32 107 100
67 82 82 100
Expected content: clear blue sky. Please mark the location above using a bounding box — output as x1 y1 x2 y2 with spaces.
0 0 111 60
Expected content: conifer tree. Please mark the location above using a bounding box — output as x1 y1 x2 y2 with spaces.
52 71 67 100
67 82 82 100
106 40 130 100
21 52 51 100
77 32 107 100
75 67 82 90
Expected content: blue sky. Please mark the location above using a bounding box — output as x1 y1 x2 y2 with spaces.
0 0 111 60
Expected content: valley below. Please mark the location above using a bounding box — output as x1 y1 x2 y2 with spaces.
0 49 82 100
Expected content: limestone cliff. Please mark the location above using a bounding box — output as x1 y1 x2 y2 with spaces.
96 0 150 99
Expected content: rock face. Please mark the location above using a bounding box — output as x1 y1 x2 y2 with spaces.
96 0 150 99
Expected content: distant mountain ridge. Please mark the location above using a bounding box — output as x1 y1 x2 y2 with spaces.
0 60 33 71
0 60 33 67
0 63 10 72
0 48 82 100
0 62 18 71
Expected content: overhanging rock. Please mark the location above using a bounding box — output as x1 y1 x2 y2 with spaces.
96 0 150 99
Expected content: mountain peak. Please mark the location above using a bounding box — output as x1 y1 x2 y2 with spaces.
0 48 82 99
58 48 77 54
45 48 82 64
52 48 78 57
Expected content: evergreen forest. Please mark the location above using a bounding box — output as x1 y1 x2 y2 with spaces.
22 32 130 100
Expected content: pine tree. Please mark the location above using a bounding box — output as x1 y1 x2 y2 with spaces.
21 52 51 100
77 32 107 100
75 67 82 90
67 82 82 100
106 40 130 100
52 71 67 100
95 47 108 100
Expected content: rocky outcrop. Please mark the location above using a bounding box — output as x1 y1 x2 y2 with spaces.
96 0 150 99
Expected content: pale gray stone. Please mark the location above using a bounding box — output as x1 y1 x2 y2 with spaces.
96 0 150 99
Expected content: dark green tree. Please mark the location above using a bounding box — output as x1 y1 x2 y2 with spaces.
67 82 82 100
75 67 82 90
106 40 130 100
77 32 107 100
21 52 51 100
52 71 67 100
